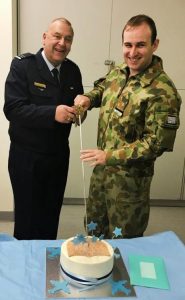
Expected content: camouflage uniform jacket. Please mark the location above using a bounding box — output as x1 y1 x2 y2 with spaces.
85 55 181 176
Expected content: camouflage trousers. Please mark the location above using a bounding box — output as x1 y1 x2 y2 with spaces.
85 165 153 239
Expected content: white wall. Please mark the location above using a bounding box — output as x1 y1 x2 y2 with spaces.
0 0 17 211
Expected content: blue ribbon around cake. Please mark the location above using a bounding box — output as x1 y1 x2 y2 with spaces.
60 264 113 286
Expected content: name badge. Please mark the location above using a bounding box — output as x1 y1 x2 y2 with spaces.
34 82 46 89
114 107 123 117
166 115 177 125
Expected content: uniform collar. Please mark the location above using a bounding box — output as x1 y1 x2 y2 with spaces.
41 50 61 72
119 55 163 87
135 55 164 87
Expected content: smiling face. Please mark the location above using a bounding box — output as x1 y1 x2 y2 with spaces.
42 19 73 66
123 22 159 76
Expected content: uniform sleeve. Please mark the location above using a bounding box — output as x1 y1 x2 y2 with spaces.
84 77 106 109
4 59 57 129
105 93 181 166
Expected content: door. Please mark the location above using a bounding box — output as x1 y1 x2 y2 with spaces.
18 0 113 198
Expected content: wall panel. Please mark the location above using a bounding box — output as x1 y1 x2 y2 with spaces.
11 0 185 201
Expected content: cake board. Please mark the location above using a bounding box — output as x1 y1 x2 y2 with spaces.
46 247 136 298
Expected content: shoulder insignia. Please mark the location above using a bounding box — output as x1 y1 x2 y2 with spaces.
15 53 34 60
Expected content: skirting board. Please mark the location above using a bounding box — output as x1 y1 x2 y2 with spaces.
0 198 185 222
63 198 185 206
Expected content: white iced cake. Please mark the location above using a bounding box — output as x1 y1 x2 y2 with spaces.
60 236 114 283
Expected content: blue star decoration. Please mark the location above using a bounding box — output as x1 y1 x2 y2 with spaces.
87 221 97 232
48 280 71 295
72 234 86 245
47 247 60 259
110 279 131 296
99 234 104 240
92 235 98 242
113 227 122 238
91 234 105 242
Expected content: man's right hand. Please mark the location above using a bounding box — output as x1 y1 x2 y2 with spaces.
74 95 90 111
55 105 75 123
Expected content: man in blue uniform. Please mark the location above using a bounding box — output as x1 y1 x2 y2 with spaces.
4 18 83 240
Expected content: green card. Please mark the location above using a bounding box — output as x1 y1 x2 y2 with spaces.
128 255 170 290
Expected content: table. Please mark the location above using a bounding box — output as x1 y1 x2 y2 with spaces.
0 231 185 300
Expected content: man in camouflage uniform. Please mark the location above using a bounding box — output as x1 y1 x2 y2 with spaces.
74 15 181 238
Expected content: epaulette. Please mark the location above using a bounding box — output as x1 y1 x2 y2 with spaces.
15 53 34 60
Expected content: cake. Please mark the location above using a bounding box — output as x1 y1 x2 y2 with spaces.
60 236 114 285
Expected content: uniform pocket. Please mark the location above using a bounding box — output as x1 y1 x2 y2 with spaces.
29 84 53 105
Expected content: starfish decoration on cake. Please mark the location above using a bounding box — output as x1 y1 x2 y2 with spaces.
113 227 122 238
47 247 60 259
72 234 86 245
110 279 131 296
48 280 71 294
87 221 97 232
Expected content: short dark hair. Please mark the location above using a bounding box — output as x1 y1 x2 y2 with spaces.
122 14 157 44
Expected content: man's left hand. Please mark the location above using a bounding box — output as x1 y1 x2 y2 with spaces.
80 149 106 166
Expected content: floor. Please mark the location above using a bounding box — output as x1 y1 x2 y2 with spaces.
0 205 185 243
59 205 185 242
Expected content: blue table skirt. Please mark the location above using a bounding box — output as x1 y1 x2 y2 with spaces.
0 231 185 300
